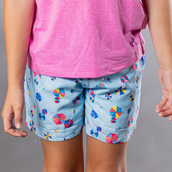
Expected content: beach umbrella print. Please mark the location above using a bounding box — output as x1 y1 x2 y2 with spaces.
90 126 102 137
42 108 48 115
129 95 134 101
80 109 84 118
39 112 46 121
53 113 66 125
53 88 65 98
96 126 102 132
73 129 77 135
132 63 137 70
33 103 36 109
29 120 36 133
42 87 46 91
124 131 128 137
136 76 139 83
105 93 112 100
128 107 131 114
39 108 48 120
73 95 80 105
28 89 31 97
30 110 34 117
115 141 124 144
110 106 122 119
54 97 60 103
121 75 129 84
36 92 42 101
71 89 75 93
33 73 41 85
110 117 117 123
72 108 76 114
107 77 111 83
89 95 95 103
44 132 52 140
91 110 98 118
88 89 95 103
34 79 38 85
135 105 139 114
86 116 89 124
95 83 106 88
26 82 29 89
88 89 95 95
128 117 133 127
34 72 41 79
141 55 146 66
115 86 127 95
64 119 73 128
105 133 118 144
90 129 99 137
74 80 80 87
54 129 59 133
50 77 56 81
133 124 136 129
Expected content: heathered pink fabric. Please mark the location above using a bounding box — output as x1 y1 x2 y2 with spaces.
26 0 148 78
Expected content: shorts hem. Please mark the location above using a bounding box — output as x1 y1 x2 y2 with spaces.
25 119 84 141
85 123 137 144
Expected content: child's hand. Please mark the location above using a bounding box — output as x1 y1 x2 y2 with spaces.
1 86 28 137
156 66 172 121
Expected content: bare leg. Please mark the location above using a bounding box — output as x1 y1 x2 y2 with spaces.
41 130 84 172
86 135 128 172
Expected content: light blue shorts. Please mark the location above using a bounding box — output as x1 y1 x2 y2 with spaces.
24 54 146 144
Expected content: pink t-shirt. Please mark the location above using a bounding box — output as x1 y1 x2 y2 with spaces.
27 0 148 78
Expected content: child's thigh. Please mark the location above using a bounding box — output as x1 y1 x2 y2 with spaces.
86 135 128 171
41 130 84 172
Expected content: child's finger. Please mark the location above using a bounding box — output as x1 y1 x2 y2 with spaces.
4 116 23 137
156 95 167 109
158 108 172 117
169 91 172 109
19 130 28 137
14 104 23 129
156 104 168 113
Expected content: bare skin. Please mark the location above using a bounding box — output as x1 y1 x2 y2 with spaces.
1 0 172 172
41 131 84 172
85 136 128 172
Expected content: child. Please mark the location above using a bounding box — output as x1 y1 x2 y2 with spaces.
2 0 172 171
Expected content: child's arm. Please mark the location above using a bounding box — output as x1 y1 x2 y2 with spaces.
142 0 172 120
142 0 172 67
4 0 35 88
1 0 35 137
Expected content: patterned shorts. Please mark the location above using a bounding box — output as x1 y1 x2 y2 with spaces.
24 54 146 144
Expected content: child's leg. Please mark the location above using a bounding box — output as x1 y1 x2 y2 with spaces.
41 131 84 172
83 55 146 172
24 64 86 172
86 136 128 172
